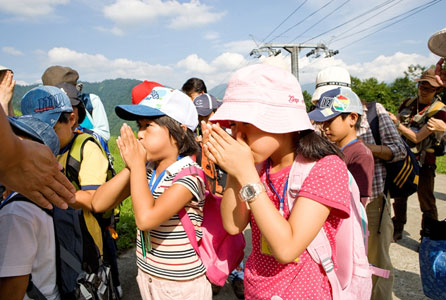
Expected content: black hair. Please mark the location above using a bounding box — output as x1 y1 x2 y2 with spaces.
295 130 344 161
75 103 86 124
181 78 207 96
340 113 362 131
58 112 72 123
139 115 199 157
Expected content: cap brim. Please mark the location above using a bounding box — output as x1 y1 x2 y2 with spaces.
9 117 43 143
308 109 340 122
115 105 165 121
196 107 212 117
414 78 441 88
210 100 313 133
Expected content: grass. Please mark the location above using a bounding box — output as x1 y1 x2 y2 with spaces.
436 156 446 174
108 136 137 252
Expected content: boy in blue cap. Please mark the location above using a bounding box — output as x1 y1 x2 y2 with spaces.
309 87 375 206
0 116 60 300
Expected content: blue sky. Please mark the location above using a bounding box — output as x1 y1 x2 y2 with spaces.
0 0 444 91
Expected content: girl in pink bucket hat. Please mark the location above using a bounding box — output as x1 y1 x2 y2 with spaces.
203 64 352 299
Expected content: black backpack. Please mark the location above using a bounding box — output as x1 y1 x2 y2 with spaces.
0 193 119 300
366 101 419 198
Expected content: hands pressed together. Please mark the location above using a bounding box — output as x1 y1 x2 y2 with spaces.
201 121 255 181
116 123 147 170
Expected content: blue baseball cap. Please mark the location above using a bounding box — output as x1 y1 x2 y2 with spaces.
193 93 222 117
115 87 198 130
308 87 363 123
21 85 73 127
8 115 60 155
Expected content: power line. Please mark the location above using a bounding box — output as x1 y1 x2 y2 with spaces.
261 0 308 43
301 0 397 44
339 0 442 50
268 0 337 44
289 0 351 44
331 0 403 43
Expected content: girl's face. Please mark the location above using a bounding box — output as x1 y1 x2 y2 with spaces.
230 122 282 163
137 118 178 161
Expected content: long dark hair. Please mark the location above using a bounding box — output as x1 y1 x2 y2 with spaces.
295 130 344 161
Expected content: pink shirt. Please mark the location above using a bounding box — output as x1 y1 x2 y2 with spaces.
245 155 351 300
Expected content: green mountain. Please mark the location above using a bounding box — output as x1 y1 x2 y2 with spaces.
12 78 142 136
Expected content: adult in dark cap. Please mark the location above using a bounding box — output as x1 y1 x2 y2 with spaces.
42 65 111 141
389 68 446 242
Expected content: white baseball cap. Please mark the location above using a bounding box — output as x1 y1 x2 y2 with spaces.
115 87 199 131
312 66 351 104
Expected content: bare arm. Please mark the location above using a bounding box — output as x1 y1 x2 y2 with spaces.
0 105 75 209
0 275 28 300
388 111 431 144
91 168 131 212
220 174 250 234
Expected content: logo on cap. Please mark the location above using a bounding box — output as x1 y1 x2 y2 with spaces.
333 95 349 112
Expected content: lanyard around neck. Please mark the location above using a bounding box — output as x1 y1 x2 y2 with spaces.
148 155 184 193
266 159 289 215
148 169 166 193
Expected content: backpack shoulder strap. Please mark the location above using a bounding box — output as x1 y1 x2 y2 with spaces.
66 133 98 187
365 101 381 145
173 165 206 256
307 229 343 300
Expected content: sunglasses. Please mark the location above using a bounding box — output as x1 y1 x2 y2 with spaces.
418 82 438 92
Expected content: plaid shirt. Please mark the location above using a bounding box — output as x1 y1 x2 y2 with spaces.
357 102 407 199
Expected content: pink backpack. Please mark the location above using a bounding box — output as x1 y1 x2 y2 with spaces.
173 166 246 286
287 155 389 300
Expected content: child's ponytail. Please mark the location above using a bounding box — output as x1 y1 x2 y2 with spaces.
295 130 345 161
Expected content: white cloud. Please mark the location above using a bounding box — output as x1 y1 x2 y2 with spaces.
211 52 246 70
222 40 257 55
42 47 437 94
296 51 438 86
0 0 68 17
46 47 175 84
2 46 23 56
203 32 219 41
177 54 214 74
103 0 225 34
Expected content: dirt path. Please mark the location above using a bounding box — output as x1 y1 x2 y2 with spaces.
118 174 446 300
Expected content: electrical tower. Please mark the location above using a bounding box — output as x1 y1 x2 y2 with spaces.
250 43 339 81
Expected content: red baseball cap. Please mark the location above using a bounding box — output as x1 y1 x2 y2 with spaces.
132 81 163 104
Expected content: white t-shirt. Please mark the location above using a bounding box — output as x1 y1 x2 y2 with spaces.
0 199 60 300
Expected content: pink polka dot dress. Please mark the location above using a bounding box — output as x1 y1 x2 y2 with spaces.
244 155 351 300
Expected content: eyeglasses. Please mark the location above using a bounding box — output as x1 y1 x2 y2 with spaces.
418 82 437 92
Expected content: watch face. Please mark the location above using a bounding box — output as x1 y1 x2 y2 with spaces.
244 186 255 199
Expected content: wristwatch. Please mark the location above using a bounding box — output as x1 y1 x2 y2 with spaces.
239 183 265 203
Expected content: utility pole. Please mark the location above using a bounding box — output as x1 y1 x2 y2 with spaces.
250 43 339 81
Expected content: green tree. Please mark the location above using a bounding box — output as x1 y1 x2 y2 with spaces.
302 90 313 111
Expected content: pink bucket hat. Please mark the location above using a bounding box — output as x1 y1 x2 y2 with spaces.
210 64 313 133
